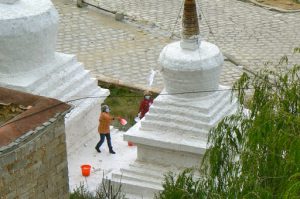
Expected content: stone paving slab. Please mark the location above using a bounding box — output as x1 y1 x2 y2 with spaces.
53 0 242 92
88 0 300 71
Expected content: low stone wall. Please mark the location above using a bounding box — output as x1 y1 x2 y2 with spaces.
0 114 69 199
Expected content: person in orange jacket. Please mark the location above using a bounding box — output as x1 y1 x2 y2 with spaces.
95 105 118 154
138 90 153 119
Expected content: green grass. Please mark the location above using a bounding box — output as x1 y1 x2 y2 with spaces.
100 83 157 131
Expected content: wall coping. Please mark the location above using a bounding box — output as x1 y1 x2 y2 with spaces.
0 87 72 148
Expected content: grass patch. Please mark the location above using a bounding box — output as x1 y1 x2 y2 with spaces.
99 83 157 131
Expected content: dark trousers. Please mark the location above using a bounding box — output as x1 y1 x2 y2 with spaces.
96 133 113 151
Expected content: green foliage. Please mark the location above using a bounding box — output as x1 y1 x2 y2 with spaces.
103 85 142 131
101 84 157 131
283 173 300 198
155 169 206 199
70 179 126 199
157 52 300 199
70 183 94 199
205 58 300 198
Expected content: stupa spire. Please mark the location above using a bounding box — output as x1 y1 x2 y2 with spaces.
180 0 200 50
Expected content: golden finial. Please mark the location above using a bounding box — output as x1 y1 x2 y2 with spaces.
180 0 200 50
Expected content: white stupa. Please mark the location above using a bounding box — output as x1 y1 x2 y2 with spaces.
109 0 238 198
0 0 109 154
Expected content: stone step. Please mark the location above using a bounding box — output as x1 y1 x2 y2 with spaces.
121 168 164 183
150 93 237 125
209 95 238 122
109 161 184 198
124 129 207 155
33 62 83 96
110 177 160 199
113 170 162 186
48 70 90 99
57 73 96 101
149 105 212 123
68 83 106 106
111 168 163 199
129 161 201 181
155 89 230 113
145 112 213 131
209 99 238 125
128 161 175 174
28 54 77 92
140 119 208 139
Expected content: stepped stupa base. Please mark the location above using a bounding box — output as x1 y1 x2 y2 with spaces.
108 86 237 197
0 52 109 154
109 160 177 199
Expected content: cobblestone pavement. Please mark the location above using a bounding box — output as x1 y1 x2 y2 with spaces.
86 0 300 70
54 0 282 92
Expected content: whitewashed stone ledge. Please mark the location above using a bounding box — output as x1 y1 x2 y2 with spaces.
0 0 18 4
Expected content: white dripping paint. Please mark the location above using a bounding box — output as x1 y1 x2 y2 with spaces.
147 69 157 87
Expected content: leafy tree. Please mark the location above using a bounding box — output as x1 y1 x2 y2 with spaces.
157 51 300 199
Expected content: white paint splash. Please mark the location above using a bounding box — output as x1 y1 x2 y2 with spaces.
148 69 157 87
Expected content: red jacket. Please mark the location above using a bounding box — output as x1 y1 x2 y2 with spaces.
139 98 153 119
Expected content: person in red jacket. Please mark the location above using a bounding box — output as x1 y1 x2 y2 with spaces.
138 90 153 119
95 105 118 154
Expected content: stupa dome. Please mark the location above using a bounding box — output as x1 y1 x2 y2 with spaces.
159 41 223 95
158 0 223 96
0 0 58 75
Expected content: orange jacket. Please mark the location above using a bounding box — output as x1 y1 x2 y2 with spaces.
98 112 114 134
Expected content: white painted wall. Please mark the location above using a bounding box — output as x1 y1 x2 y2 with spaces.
0 0 109 155
0 0 18 4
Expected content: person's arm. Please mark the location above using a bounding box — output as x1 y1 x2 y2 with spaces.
113 116 121 120
110 114 120 121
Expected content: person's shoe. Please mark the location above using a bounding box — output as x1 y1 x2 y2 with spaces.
109 150 116 154
95 147 101 153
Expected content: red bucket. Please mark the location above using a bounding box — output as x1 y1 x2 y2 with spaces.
81 164 91 177
128 141 134 146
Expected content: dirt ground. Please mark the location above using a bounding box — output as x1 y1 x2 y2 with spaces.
0 104 25 126
255 0 300 10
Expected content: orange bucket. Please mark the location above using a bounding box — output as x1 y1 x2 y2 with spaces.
81 164 91 177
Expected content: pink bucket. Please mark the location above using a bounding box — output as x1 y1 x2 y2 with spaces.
119 118 127 126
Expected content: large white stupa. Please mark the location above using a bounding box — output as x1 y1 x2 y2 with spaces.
0 0 109 154
109 0 238 198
